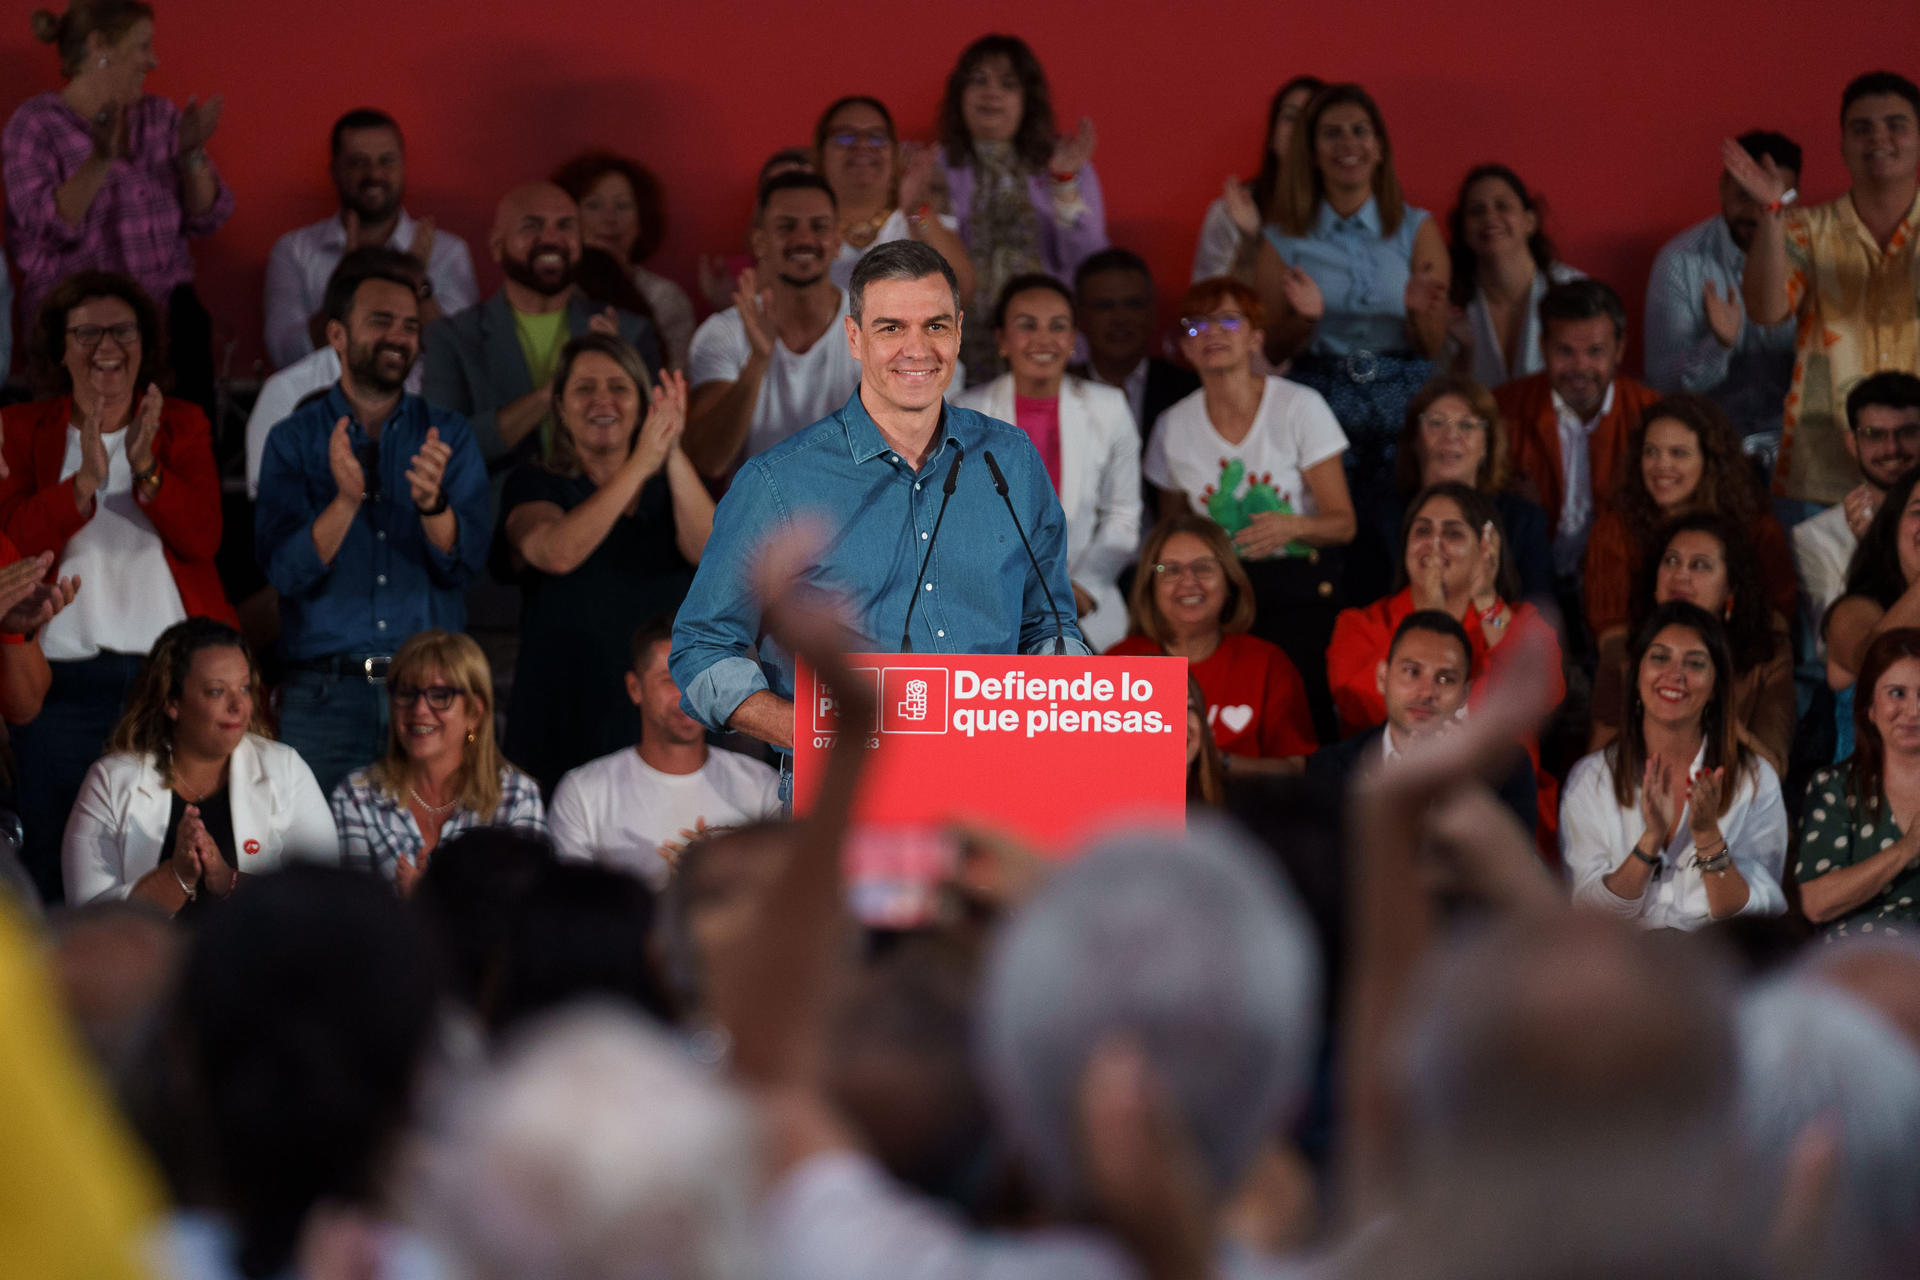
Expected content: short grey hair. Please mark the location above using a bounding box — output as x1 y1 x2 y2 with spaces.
977 816 1320 1207
847 239 962 325
416 1003 760 1280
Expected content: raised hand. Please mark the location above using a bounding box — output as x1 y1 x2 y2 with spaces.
587 305 620 338
698 255 735 313
1404 262 1448 322
1048 116 1098 177
89 102 128 162
177 94 224 155
73 404 111 513
1467 520 1503 610
126 382 165 477
1702 279 1743 349
632 369 689 475
1843 483 1878 540
193 810 235 897
1721 136 1789 207
407 215 437 267
1409 547 1447 612
0 552 55 625
1640 755 1678 848
167 804 207 898
1279 264 1324 322
1222 175 1259 236
896 142 937 214
394 848 426 898
0 557 78 636
733 267 776 360
1687 766 1727 842
327 417 367 503
406 426 451 512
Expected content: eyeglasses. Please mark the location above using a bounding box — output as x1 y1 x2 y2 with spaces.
1419 412 1487 435
67 322 140 349
390 684 460 710
1178 313 1247 338
1154 557 1223 582
1857 423 1920 447
827 131 891 152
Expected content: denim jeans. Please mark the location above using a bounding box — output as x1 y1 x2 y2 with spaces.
276 668 391 798
9 651 145 904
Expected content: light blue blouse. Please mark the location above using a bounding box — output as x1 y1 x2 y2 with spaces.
1264 197 1428 356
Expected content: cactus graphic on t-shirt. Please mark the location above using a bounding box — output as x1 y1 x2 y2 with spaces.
1196 457 1311 559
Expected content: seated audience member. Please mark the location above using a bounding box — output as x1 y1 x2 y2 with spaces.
63 618 335 910
1729 72 1920 511
939 33 1108 384
150 867 445 1280
1144 275 1354 733
1349 373 1553 604
487 862 676 1033
684 172 859 478
1073 247 1199 439
1584 393 1796 652
331 629 544 895
1108 515 1317 772
262 107 476 370
1825 466 1920 763
0 270 232 903
495 335 711 793
1798 629 1920 939
1591 513 1796 777
1309 609 1535 832
422 181 659 473
552 149 695 371
256 249 489 794
5 3 232 412
1190 76 1323 284
244 247 423 498
1253 83 1450 495
813 95 977 301
956 273 1142 650
1795 371 1920 656
0 539 77 725
549 618 778 889
1444 164 1584 389
1495 278 1661 590
407 824 555 1015
1644 130 1801 440
1562 601 1788 930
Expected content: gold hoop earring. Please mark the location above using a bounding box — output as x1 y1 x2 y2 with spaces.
465 730 476 744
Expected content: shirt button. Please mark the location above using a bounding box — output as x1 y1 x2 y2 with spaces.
921 531 929 540
376 619 388 631
889 454 900 463
375 530 387 541
936 629 946 638
924 583 933 591
915 482 922 491
376 574 388 586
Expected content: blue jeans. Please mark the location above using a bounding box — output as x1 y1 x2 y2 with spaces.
9 651 145 904
277 667 390 798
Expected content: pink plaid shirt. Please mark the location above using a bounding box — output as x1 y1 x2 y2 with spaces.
3 92 233 316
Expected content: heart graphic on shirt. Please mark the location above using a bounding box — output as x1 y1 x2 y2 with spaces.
1218 705 1254 734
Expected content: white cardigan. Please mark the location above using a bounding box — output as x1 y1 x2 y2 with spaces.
62 733 339 905
953 374 1144 651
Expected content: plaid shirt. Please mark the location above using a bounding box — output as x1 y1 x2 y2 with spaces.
331 764 546 886
3 92 234 316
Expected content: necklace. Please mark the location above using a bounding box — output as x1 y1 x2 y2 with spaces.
409 784 458 815
841 206 892 248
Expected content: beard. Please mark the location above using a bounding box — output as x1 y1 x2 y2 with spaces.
501 243 578 298
338 179 403 224
347 338 415 394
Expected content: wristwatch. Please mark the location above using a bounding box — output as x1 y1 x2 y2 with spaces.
1631 843 1662 868
415 490 450 517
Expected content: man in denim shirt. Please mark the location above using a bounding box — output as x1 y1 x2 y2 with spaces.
256 248 490 793
672 241 1088 765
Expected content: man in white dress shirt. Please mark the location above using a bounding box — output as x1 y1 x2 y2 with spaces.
262 108 478 370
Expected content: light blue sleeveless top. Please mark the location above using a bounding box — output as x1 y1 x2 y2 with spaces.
1263 197 1428 356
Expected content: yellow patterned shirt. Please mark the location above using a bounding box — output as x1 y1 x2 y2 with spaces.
1773 191 1920 504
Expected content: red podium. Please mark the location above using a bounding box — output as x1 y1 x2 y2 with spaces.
792 654 1188 925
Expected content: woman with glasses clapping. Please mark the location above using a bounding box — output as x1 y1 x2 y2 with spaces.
331 630 544 897
1143 275 1354 738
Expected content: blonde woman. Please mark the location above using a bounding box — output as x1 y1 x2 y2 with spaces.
63 617 335 909
331 629 544 895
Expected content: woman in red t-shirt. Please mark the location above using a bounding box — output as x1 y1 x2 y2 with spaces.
1107 513 1317 772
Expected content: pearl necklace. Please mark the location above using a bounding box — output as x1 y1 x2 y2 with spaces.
409 785 458 815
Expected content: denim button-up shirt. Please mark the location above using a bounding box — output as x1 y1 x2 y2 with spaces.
255 385 490 660
671 391 1091 734
1263 197 1429 356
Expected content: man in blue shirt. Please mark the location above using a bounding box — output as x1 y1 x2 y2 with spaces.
672 240 1088 761
256 247 490 793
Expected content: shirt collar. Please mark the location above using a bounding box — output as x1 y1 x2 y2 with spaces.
1381 725 1404 763
1314 196 1382 236
1550 381 1617 428
324 382 413 439
320 208 415 252
836 388 957 472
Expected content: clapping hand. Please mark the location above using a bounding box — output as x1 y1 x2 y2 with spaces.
698 255 736 313
1721 136 1790 207
394 847 427 898
73 403 111 511
327 417 367 503
1843 483 1878 540
1467 520 1503 611
1222 176 1260 236
0 551 78 635
587 305 620 338
1404 261 1448 322
126 382 164 478
408 215 437 267
406 427 451 513
896 142 937 214
1702 280 1743 349
89 102 128 162
177 94 224 156
733 267 776 360
1278 264 1324 322
1687 766 1727 843
631 370 689 475
1640 755 1680 848
1048 116 1098 177
1409 548 1447 611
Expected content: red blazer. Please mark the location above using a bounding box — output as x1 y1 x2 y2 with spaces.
0 395 236 626
1496 373 1664 534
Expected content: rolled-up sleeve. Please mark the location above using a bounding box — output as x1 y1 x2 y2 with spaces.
1729 762 1789 917
1561 756 1646 920
671 463 785 730
425 414 491 588
2 105 88 266
255 423 332 599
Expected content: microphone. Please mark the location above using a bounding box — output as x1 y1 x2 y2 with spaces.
899 439 965 652
982 449 1067 656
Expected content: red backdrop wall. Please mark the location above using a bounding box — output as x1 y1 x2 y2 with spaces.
0 1 1908 374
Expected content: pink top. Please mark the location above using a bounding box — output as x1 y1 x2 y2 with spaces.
1014 394 1062 492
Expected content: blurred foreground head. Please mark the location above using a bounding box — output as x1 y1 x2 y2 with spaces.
978 817 1321 1208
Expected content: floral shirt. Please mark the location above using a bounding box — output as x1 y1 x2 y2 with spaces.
1796 764 1920 939
331 764 545 886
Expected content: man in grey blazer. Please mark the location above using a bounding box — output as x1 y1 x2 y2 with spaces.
422 181 661 474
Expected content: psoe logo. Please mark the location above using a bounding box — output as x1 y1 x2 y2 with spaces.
812 667 880 734
881 667 949 735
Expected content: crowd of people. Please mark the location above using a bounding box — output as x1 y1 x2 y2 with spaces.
3 1 1920 1275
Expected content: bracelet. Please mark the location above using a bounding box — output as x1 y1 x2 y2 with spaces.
907 202 934 230
1631 843 1661 868
415 490 450 517
172 861 198 900
1764 187 1797 214
131 458 158 484
1479 601 1508 628
1692 848 1732 874
1048 168 1078 184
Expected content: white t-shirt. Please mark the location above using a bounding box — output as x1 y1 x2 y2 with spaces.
41 424 187 662
548 745 781 889
687 288 862 464
830 209 961 290
1142 376 1348 520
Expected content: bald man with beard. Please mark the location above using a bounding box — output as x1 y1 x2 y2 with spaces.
422 181 661 472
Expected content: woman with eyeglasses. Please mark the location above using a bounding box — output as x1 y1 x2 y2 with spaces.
331 629 544 897
551 150 696 371
63 617 336 910
812 95 977 304
1143 275 1353 737
0 269 231 904
1562 601 1787 931
1107 514 1317 775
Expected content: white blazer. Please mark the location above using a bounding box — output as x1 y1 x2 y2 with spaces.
62 733 340 905
954 374 1143 651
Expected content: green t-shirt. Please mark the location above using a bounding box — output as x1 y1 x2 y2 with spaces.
513 307 570 457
